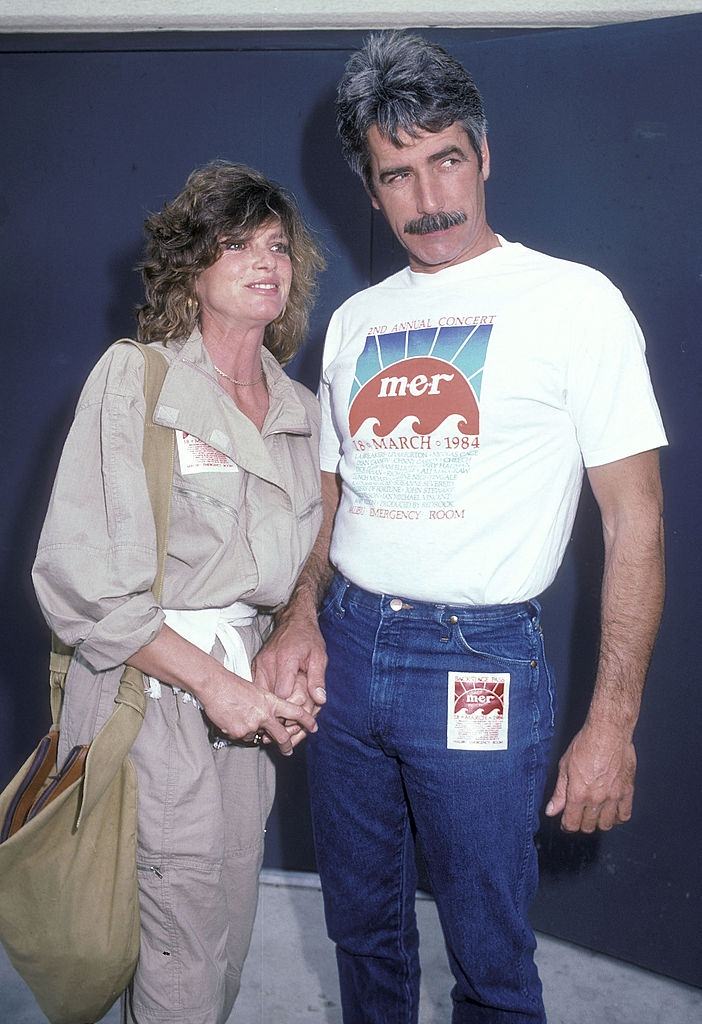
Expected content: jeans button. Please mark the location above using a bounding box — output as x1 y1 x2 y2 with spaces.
389 598 403 611
448 615 458 625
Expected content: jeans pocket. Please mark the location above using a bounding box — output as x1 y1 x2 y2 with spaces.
452 622 534 666
318 574 347 621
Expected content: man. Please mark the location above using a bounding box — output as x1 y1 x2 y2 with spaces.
254 32 666 1024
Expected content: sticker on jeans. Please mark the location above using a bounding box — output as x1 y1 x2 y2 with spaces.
176 431 238 474
447 672 510 750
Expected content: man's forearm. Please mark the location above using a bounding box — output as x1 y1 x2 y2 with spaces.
253 471 341 708
546 450 664 831
587 465 665 738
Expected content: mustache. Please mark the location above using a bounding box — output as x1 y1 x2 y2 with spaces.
404 210 467 235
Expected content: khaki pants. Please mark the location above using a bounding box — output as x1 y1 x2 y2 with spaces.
59 656 275 1024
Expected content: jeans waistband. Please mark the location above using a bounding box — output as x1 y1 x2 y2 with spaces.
329 573 539 625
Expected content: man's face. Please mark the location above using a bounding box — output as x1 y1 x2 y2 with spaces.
365 123 495 274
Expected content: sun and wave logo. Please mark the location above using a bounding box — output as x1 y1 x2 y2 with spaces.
448 672 509 750
454 677 505 718
348 323 493 439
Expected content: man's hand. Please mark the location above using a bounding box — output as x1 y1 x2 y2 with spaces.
253 605 327 734
545 723 636 833
251 469 340 747
254 607 327 701
253 614 327 749
545 450 663 834
269 671 324 750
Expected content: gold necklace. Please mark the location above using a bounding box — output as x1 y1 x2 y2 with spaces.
213 364 264 387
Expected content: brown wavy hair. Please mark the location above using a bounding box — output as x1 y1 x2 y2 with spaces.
136 161 325 364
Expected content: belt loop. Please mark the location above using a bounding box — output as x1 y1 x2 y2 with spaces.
527 599 541 625
335 573 351 613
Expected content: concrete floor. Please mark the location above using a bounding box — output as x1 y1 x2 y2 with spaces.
2 870 701 1023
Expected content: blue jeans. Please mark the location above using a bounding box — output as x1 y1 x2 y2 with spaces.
307 575 556 1024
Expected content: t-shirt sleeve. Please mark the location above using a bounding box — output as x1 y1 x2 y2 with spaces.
318 309 345 473
565 282 667 468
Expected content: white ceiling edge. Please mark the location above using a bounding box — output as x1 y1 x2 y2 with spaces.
2 1 701 34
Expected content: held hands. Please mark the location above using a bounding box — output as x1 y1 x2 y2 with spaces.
199 669 318 757
268 672 322 750
253 608 328 749
545 722 636 833
125 624 318 756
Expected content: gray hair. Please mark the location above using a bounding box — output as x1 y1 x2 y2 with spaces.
337 32 488 192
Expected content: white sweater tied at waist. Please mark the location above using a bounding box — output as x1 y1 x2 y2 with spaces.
146 602 258 703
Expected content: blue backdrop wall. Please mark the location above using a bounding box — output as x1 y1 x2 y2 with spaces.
1 15 700 986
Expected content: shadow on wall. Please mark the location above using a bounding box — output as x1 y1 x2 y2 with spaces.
105 241 146 343
536 480 605 879
288 80 377 390
264 746 317 872
299 83 370 287
0 400 75 780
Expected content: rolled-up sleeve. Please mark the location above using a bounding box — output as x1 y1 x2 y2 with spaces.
32 345 165 671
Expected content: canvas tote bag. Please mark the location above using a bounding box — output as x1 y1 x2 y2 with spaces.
0 340 174 1024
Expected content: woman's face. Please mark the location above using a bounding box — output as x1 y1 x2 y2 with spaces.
195 219 293 333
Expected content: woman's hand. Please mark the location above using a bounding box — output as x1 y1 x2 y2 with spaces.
199 670 318 756
127 624 317 756
251 671 321 750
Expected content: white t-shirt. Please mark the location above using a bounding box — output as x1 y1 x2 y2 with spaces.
319 237 667 605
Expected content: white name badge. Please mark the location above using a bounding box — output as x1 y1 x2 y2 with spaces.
447 671 510 750
176 430 239 475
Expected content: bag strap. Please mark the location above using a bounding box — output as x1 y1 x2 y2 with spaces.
49 636 74 725
49 340 174 726
133 340 175 606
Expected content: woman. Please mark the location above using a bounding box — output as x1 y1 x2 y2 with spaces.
32 161 325 1023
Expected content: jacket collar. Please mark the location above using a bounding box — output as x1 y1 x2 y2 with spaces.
152 328 312 490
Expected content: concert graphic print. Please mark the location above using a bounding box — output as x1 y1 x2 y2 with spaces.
447 672 510 750
347 321 494 516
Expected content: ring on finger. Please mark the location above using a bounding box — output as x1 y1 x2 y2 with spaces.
252 732 264 746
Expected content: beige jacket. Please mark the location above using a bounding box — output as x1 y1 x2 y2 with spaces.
32 329 322 672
